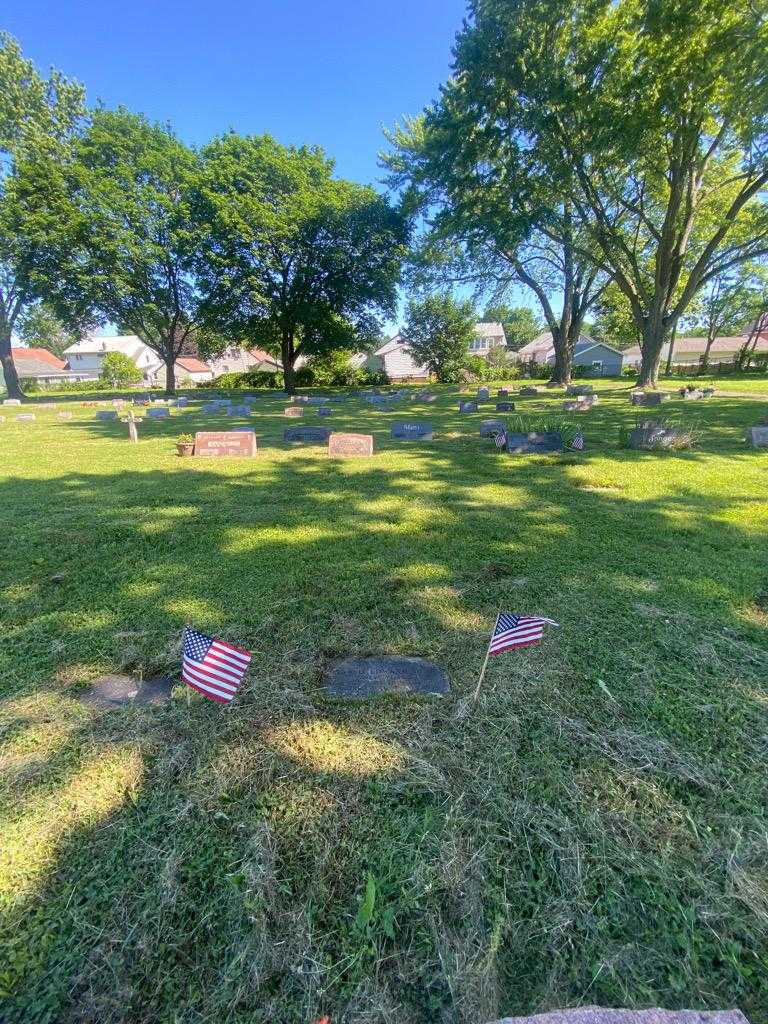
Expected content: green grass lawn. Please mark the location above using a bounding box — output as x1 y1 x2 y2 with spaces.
1 379 767 1024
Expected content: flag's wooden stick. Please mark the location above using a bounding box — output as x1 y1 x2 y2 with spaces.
472 611 500 701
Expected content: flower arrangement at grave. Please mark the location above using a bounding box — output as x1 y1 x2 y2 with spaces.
176 433 195 457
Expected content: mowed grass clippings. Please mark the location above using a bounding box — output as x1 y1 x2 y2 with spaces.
0 379 767 1024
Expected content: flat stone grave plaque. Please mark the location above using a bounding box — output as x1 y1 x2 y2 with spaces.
0 415 5 422
284 426 332 443
146 408 170 418
96 410 118 421
175 397 189 406
496 401 515 412
519 386 539 396
680 388 705 400
490 1008 749 1024
566 385 594 396
307 397 330 405
506 431 563 454
195 430 257 457
317 406 333 416
628 424 680 449
77 673 174 709
202 403 219 414
324 655 450 699
38 402 56 409
419 393 437 402
57 412 73 420
564 400 589 411
391 421 433 440
284 406 304 417
227 405 251 416
328 432 374 457
631 391 667 406
748 426 768 448
481 418 507 438
112 398 126 406
477 387 490 401
459 401 478 413
3 398 21 406
16 413 35 422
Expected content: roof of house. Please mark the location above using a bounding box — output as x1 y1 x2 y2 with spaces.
516 332 618 358
249 348 281 368
176 356 211 374
64 334 150 359
622 336 768 360
474 322 506 339
11 355 78 378
12 347 67 369
375 333 407 356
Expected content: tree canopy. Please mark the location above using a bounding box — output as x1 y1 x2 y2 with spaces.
403 293 476 382
195 134 409 392
483 305 542 351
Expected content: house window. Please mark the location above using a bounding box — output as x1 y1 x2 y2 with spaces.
469 338 493 351
591 360 603 374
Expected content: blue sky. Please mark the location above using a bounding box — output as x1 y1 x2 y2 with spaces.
4 0 467 187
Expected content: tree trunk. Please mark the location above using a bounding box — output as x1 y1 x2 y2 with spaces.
664 321 678 376
700 326 716 371
636 322 667 387
549 325 573 385
0 326 25 400
164 357 176 397
281 332 296 394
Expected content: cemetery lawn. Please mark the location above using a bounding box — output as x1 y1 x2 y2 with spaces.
1 378 767 1024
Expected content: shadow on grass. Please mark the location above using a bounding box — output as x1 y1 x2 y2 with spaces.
1 433 767 1023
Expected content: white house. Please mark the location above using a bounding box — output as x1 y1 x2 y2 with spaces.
206 346 282 376
467 322 507 354
64 335 163 383
369 322 508 380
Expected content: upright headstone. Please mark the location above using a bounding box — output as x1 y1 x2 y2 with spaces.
96 410 118 421
175 397 189 407
496 401 515 412
477 387 490 402
227 405 251 416
480 419 507 438
630 391 667 407
194 430 257 457
391 421 433 440
146 408 171 418
498 389 510 398
328 432 374 457
459 401 478 413
519 386 539 396
505 431 563 454
283 426 332 443
748 426 768 448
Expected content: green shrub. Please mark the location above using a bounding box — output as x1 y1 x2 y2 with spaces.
199 370 282 390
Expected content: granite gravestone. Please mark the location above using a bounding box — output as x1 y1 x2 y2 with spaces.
317 406 332 416
566 385 594 396
283 426 332 443
175 397 189 407
496 401 515 412
3 398 21 406
498 389 510 398
459 401 478 413
391 421 433 440
628 423 679 449
748 426 768 448
519 386 539 396
506 431 563 454
227 405 251 416
480 418 507 438
284 406 304 417
631 391 667 407
78 673 173 709
477 387 490 401
57 412 73 420
328 432 374 457
16 413 36 422
306 397 330 406
146 408 170 419
96 410 118 421
324 655 450 699
194 431 257 457
202 403 219 414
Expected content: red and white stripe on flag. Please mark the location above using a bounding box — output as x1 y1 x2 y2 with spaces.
488 613 548 655
182 626 252 703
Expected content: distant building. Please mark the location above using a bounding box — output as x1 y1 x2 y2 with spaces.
6 347 91 387
467 322 507 355
64 335 163 383
368 322 508 381
622 335 768 367
516 332 624 376
206 346 282 376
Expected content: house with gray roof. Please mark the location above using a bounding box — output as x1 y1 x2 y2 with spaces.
516 332 625 375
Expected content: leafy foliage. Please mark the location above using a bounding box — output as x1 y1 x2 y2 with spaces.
403 294 476 382
98 350 142 388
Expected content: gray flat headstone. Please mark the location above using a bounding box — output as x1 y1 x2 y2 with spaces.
3 398 21 406
317 406 333 416
146 408 171 418
306 397 330 405
202 403 219 414
284 426 332 443
496 401 515 412
16 413 36 422
459 401 478 413
227 405 251 416
324 656 450 699
519 386 539 396
77 673 174 709
175 397 189 406
391 421 433 440
631 391 667 406
506 431 563 454
566 384 594 396
481 418 507 438
490 1008 749 1024
628 425 681 449
96 410 118 421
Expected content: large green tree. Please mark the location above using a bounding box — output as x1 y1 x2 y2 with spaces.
195 134 409 393
37 109 207 396
403 293 476 382
433 0 768 386
0 34 84 398
483 304 542 351
15 303 78 360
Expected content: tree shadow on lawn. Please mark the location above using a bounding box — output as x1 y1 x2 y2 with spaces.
1 445 768 1023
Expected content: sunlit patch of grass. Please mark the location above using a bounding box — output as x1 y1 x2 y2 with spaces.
265 720 406 777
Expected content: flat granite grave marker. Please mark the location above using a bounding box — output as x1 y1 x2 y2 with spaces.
748 426 768 448
328 432 374 457
284 426 332 443
38 402 56 410
202 403 219 413
96 410 118 421
57 412 73 420
496 401 515 412
631 391 667 407
324 655 450 699
146 408 170 418
77 673 173 709
317 406 332 416
481 418 507 438
227 405 251 416
194 430 257 457
506 431 563 454
519 386 539 396
284 406 304 417
306 397 330 405
489 1007 749 1024
459 401 478 413
391 421 433 440
16 413 35 422
566 384 594 396
3 398 21 406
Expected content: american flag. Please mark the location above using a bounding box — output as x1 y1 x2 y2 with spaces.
182 626 252 703
569 431 585 451
494 430 507 449
488 612 556 655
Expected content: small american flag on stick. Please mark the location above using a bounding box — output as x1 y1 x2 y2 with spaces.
494 429 507 449
473 611 559 699
569 431 585 451
182 626 252 703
